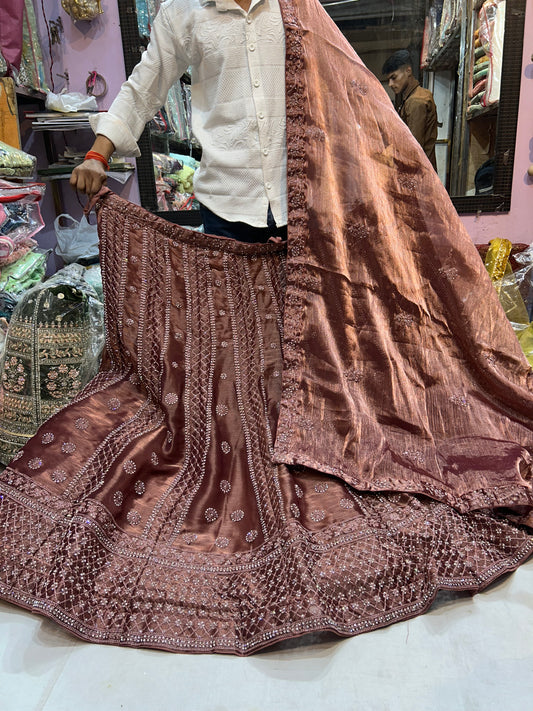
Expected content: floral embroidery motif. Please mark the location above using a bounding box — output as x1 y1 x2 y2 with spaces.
219 309 226 316
290 503 300 518
221 441 231 454
220 373 228 380
339 498 355 510
449 395 470 410
107 398 121 411
44 365 81 400
350 78 368 95
346 222 370 243
310 509 326 522
123 460 136 475
51 469 67 483
205 508 218 523
394 311 415 328
134 481 146 495
150 452 159 466
403 450 425 465
230 510 244 522
61 442 76 454
127 510 141 526
1 356 26 392
74 417 89 430
294 484 303 499
221 341 228 348
438 266 459 282
215 537 229 549
314 482 329 493
164 393 179 405
344 368 363 383
305 125 325 142
171 361 179 368
113 491 124 507
41 432 55 445
182 532 197 545
245 530 258 543
220 480 231 493
166 431 173 444
398 174 417 192
216 404 228 417
28 457 43 470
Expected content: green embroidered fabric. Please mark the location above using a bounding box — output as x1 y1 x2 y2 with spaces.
0 265 104 463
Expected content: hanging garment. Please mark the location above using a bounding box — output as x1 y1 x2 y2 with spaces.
0 0 25 73
0 0 532 656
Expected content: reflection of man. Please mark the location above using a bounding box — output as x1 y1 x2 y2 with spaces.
382 50 437 170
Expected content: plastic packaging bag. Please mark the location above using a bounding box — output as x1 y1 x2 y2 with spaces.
0 262 105 463
61 0 103 22
484 239 533 368
0 181 45 259
0 140 36 178
54 213 99 264
45 91 98 113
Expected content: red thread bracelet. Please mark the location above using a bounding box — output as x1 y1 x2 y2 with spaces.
85 150 109 170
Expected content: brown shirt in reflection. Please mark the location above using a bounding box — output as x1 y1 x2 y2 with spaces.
397 77 438 171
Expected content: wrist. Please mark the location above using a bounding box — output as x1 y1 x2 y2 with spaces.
85 150 109 170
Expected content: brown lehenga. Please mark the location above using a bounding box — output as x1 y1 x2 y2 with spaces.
0 0 532 655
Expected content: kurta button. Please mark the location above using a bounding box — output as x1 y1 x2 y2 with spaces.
248 43 255 51
254 80 260 87
266 182 272 190
258 111 264 119
263 148 269 156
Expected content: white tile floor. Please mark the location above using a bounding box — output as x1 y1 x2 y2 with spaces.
1 555 532 711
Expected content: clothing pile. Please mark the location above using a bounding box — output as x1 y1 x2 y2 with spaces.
153 151 200 212
0 180 47 319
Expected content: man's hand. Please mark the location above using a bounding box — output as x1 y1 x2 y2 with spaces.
70 159 107 197
70 135 115 197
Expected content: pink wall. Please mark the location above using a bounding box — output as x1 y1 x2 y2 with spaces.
461 0 533 244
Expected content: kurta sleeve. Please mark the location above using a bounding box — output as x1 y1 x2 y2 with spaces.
88 5 190 156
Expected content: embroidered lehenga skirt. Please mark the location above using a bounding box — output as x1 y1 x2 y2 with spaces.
0 191 531 655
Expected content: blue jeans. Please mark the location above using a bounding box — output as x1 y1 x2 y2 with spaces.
200 204 287 243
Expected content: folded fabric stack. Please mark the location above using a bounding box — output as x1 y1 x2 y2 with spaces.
467 0 505 119
421 0 463 68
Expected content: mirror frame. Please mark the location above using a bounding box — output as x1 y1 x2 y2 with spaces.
117 0 526 219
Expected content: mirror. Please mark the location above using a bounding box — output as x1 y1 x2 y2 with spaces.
117 0 526 220
324 0 526 214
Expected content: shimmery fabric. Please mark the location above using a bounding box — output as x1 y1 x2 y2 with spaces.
0 0 532 655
